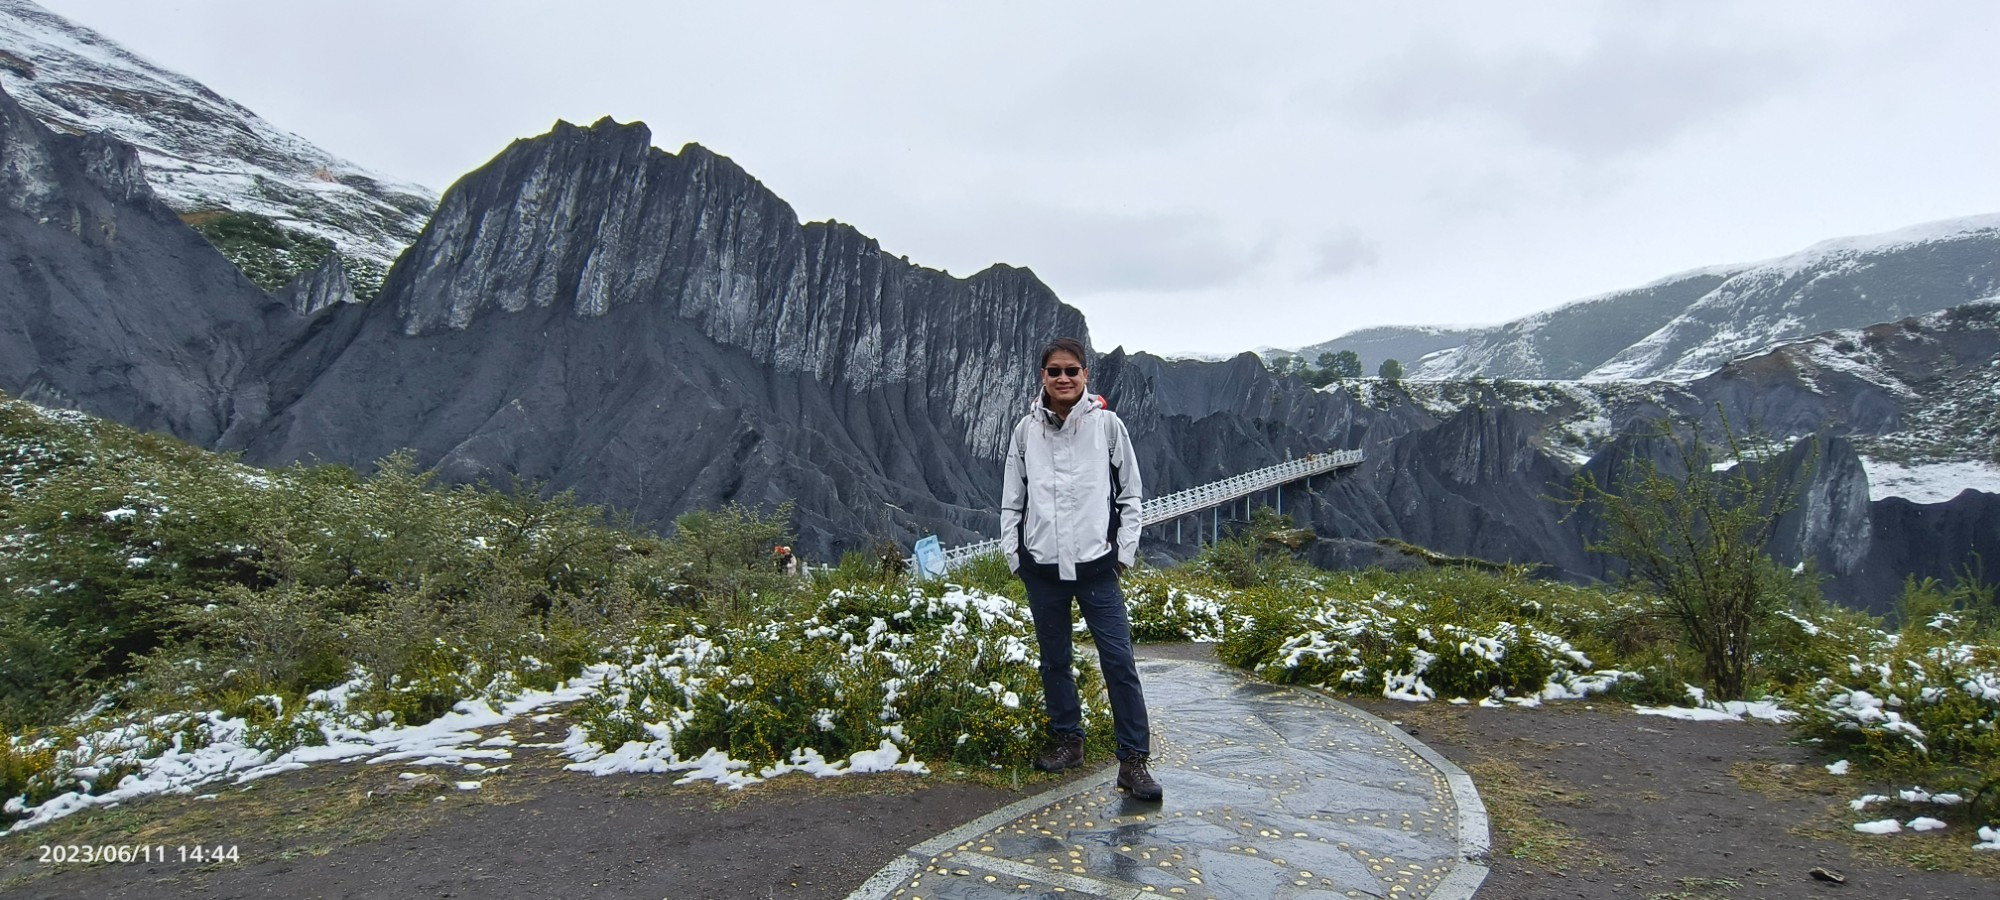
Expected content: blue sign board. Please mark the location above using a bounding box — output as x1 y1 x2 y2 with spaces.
913 535 946 580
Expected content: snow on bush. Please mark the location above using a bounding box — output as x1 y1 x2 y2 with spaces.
1214 572 1622 703
1123 571 1228 642
1796 614 2000 770
564 583 1103 785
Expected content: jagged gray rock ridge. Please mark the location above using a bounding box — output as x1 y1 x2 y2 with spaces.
379 117 1075 463
1399 216 2000 382
0 79 279 445
229 117 1094 551
0 0 435 275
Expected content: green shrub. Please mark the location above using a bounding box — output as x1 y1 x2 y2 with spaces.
1793 589 2000 774
659 502 802 624
1566 415 1813 700
0 737 57 815
571 582 1096 772
1123 569 1230 643
1190 508 1312 589
0 394 670 736
949 550 1022 598
1211 567 1618 702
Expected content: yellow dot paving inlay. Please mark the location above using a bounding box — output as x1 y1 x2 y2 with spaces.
849 657 1483 900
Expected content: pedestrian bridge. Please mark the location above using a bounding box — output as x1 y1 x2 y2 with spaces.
914 449 1364 574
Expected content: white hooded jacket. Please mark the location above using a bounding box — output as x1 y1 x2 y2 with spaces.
1000 392 1143 581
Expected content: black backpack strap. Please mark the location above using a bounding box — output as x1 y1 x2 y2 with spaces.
1106 417 1121 544
1015 420 1030 562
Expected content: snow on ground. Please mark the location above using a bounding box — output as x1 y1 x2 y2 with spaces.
561 733 928 789
1843 789 1995 847
1861 458 2000 504
1633 687 1797 722
1633 700 1798 722
2 651 944 834
2 665 610 834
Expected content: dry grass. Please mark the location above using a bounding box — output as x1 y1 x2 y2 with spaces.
174 209 229 227
1464 757 1608 870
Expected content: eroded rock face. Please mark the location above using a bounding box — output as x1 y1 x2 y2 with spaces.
276 252 356 316
0 81 275 445
381 118 1083 463
1687 302 2000 460
230 119 1100 551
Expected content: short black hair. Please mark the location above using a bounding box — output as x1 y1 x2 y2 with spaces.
1039 337 1088 369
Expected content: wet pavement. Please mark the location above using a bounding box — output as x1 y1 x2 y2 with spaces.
846 656 1489 900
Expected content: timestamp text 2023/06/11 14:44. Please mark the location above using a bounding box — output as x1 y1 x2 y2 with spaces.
37 844 240 865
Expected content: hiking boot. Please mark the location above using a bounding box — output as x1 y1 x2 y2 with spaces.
1034 734 1085 772
1117 754 1163 801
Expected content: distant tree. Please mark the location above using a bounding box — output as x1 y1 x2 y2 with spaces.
1315 351 1338 371
1330 350 1363 380
1378 358 1404 381
663 501 798 624
1564 415 1812 701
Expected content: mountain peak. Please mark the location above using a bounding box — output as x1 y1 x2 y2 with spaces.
0 0 435 274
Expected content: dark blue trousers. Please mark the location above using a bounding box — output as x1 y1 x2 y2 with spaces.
1020 558 1151 759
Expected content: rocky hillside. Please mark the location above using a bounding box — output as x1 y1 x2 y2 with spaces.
0 78 278 445
223 117 1098 551
0 0 434 297
1693 301 2000 467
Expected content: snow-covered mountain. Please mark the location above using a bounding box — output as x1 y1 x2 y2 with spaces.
1361 214 2000 383
1587 215 2000 381
0 0 434 295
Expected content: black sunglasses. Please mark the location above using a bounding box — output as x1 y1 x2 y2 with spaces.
1043 366 1082 378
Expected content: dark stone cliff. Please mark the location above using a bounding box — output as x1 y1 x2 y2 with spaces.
0 82 276 445
230 118 1090 551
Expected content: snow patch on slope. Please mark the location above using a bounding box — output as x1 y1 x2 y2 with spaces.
0 0 435 272
1861 459 2000 504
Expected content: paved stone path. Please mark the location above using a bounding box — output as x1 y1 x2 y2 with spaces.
846 657 1489 900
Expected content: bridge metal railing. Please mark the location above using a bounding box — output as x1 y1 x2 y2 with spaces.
911 449 1364 575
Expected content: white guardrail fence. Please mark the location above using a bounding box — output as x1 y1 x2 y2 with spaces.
910 449 1364 576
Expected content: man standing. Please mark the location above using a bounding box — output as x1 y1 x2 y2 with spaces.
1000 338 1161 802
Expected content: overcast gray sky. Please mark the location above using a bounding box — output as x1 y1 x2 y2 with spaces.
39 0 2000 356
